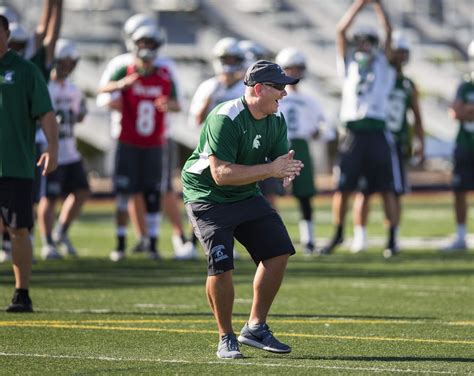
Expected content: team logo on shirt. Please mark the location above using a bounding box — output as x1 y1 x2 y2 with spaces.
253 134 262 149
0 71 15 85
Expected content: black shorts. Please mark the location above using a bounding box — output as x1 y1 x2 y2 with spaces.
43 160 90 198
336 129 401 194
452 145 474 191
160 140 175 193
185 196 295 276
0 177 34 229
114 143 162 194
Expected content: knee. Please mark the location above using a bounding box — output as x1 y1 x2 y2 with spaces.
145 190 161 213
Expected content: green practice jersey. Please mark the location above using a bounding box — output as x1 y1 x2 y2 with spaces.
0 50 53 178
182 97 289 203
386 75 415 155
454 75 474 150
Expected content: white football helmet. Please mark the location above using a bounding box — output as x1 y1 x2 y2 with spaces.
123 13 157 51
276 47 306 69
212 37 245 74
55 39 80 60
8 22 29 43
131 25 164 61
239 40 272 68
0 5 19 23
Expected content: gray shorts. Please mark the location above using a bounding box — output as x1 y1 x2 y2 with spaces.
185 196 295 276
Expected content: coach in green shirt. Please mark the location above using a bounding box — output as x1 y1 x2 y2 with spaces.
0 15 58 313
182 60 303 359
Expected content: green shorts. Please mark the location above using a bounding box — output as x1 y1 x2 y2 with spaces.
290 138 316 197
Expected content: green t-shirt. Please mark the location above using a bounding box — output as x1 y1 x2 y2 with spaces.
386 75 415 156
0 50 53 178
454 75 474 150
182 97 289 204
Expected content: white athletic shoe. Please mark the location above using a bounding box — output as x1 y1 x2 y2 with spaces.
0 249 12 263
350 237 368 253
441 238 467 253
174 240 198 260
53 232 78 257
41 244 63 260
109 250 126 262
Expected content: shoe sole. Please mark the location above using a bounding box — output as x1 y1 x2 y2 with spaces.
237 336 291 353
216 351 244 359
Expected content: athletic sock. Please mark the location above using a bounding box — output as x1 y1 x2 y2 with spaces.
117 226 127 252
456 224 466 241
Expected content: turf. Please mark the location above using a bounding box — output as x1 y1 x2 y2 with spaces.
0 193 473 375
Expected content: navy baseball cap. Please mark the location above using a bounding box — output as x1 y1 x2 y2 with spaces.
244 60 299 86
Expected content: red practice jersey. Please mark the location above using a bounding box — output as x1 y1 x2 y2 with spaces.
119 65 172 147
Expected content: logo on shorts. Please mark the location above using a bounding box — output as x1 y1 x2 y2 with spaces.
210 245 229 263
253 134 262 149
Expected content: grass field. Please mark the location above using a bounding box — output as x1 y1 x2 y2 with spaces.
0 193 473 375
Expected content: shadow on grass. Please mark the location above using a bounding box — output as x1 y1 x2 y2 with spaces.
0 252 473 289
30 309 435 321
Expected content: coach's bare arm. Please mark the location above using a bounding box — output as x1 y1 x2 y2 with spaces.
37 111 59 175
209 150 303 186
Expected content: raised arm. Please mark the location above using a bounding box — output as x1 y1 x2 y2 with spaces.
372 0 392 58
336 0 367 58
43 0 62 67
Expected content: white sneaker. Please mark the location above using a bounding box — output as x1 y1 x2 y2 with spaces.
441 238 467 253
109 250 125 262
174 241 198 260
53 232 78 257
0 249 12 263
41 244 63 260
350 238 368 253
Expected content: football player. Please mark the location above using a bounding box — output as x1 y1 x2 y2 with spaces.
99 25 180 261
442 40 474 252
350 31 424 254
276 47 332 254
320 0 400 258
37 39 89 259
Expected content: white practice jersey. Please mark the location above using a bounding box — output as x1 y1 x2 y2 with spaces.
278 91 325 140
188 77 245 127
338 50 395 123
49 79 85 165
96 52 181 138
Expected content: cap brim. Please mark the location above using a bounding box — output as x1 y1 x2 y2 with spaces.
272 75 299 85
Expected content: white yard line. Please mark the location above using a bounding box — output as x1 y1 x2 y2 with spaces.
0 352 460 374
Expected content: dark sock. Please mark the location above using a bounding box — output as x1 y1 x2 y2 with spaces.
117 236 126 252
388 226 396 248
149 237 157 253
335 225 343 241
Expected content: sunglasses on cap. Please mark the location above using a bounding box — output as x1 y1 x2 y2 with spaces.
261 82 286 91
